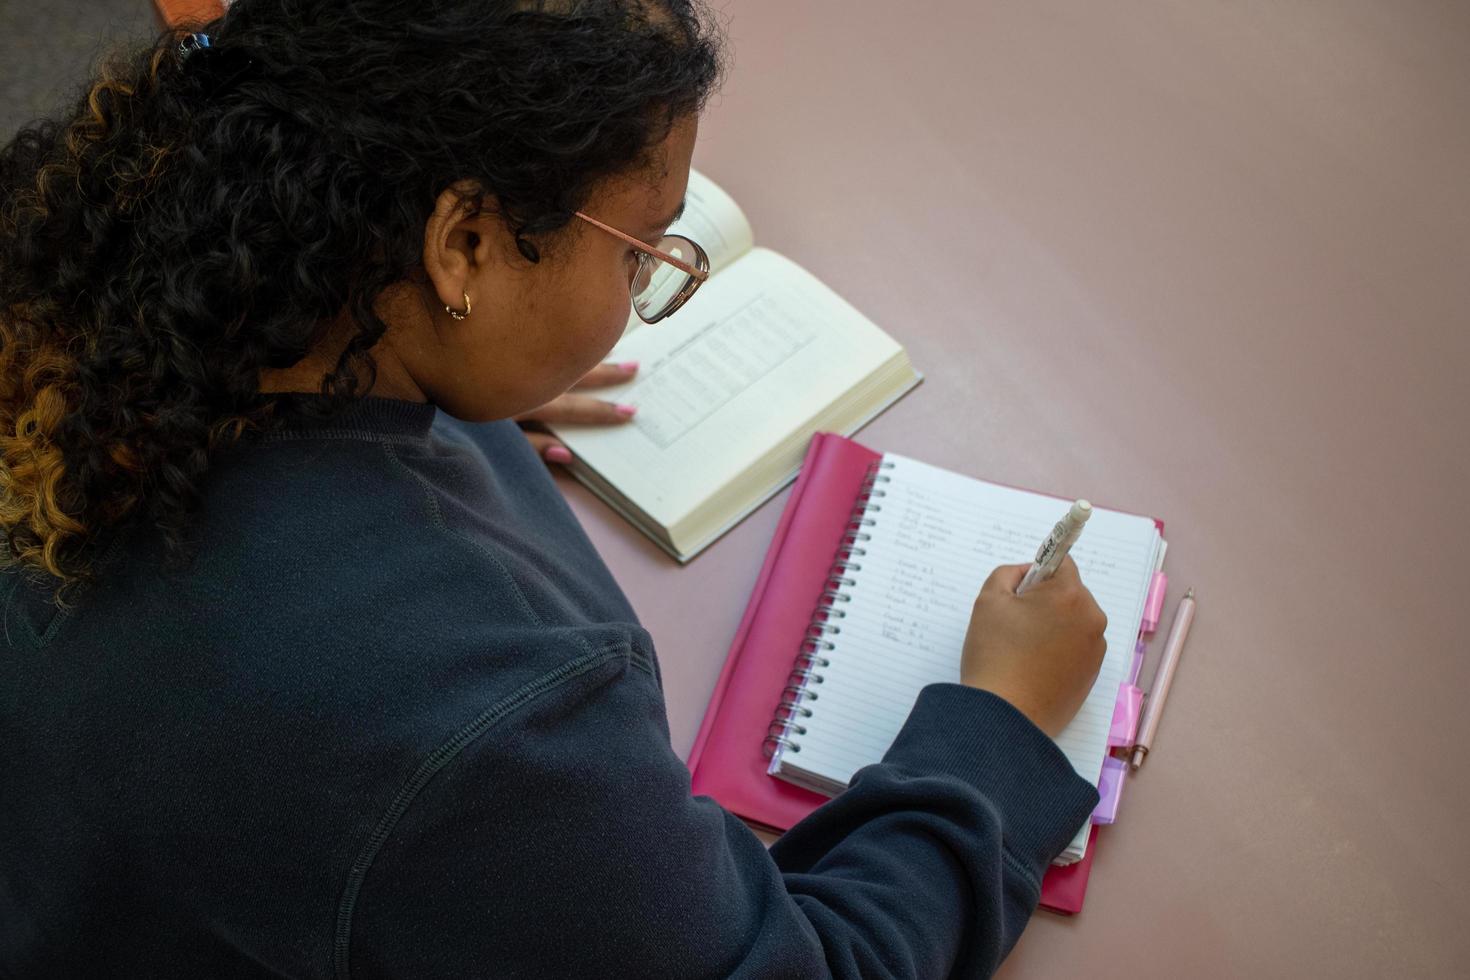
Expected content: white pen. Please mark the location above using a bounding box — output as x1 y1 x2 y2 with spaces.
1015 499 1092 595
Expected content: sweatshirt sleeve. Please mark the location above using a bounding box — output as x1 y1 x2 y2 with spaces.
343 649 1097 980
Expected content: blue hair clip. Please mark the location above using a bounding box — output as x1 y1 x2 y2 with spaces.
178 33 212 61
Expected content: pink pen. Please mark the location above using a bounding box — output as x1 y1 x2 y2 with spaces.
1130 588 1196 771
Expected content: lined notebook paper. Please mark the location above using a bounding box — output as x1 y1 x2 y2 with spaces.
767 453 1162 863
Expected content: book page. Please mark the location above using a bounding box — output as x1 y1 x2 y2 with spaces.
671 168 754 275
615 167 755 345
782 453 1160 806
549 248 904 529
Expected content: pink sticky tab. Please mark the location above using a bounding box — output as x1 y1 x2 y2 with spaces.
1129 640 1146 686
1142 571 1168 633
1108 683 1144 747
1091 756 1129 824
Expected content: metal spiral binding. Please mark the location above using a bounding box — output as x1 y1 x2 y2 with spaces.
763 457 894 759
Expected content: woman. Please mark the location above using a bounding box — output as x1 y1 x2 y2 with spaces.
0 1 1108 976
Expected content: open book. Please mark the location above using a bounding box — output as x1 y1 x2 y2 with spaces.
546 170 922 561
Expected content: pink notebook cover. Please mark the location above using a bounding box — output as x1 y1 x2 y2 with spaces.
687 431 877 829
686 432 1153 913
1039 826 1099 915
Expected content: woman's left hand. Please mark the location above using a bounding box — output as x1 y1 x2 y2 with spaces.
515 360 640 465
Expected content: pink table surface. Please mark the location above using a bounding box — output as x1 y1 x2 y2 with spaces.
551 2 1470 976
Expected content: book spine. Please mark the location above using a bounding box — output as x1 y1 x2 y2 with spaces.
763 456 894 760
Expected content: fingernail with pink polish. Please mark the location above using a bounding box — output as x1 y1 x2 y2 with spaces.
545 446 573 463
615 403 638 418
619 360 640 372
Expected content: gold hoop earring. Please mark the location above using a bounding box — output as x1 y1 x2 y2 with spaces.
446 291 471 321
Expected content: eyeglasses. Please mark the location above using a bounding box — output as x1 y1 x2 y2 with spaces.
574 211 710 323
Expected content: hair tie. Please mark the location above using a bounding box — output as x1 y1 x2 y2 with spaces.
178 33 212 62
175 32 255 94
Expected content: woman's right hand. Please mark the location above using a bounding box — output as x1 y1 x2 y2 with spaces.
960 556 1109 739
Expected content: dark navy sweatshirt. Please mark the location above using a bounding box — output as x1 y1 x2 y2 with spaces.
0 396 1098 978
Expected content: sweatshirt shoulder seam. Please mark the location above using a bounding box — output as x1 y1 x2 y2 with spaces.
375 439 593 659
332 644 628 979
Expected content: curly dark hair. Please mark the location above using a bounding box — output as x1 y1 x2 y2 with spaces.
0 0 724 602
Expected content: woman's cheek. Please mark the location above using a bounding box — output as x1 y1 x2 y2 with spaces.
597 272 635 351
557 284 630 388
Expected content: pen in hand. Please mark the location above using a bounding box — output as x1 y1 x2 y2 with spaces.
1016 499 1092 595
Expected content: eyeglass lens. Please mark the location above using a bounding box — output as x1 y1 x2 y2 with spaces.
632 235 701 320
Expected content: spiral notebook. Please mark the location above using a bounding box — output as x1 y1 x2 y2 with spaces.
688 432 1165 910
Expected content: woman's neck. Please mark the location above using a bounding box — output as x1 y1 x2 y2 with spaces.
257 313 428 403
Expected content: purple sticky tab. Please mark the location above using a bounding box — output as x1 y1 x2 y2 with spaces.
1129 639 1146 686
1091 756 1129 824
1108 683 1144 747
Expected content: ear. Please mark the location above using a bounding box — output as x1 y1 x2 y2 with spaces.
421 180 507 316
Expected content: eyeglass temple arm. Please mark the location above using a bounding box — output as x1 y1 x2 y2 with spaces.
574 211 710 281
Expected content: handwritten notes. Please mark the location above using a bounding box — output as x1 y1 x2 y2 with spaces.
780 454 1161 815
